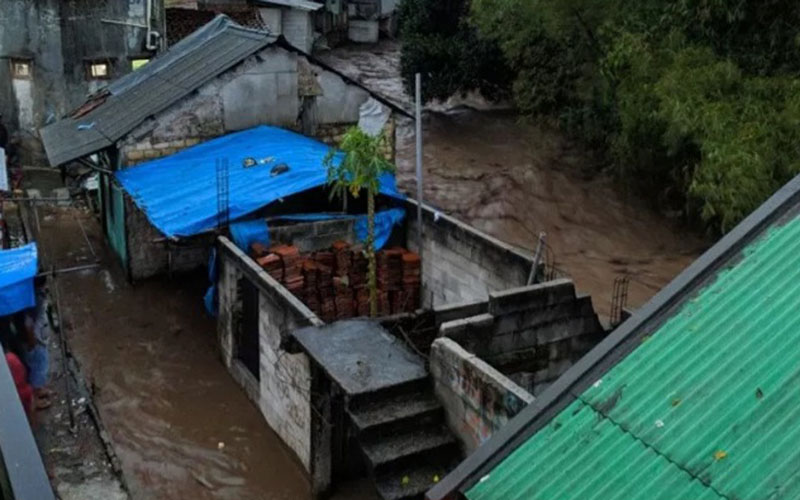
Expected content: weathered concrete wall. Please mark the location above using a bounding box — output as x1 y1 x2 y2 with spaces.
0 0 165 164
217 237 323 473
124 194 213 281
283 9 314 54
119 45 396 165
269 218 356 252
405 199 533 307
430 337 533 453
0 0 65 162
440 279 606 397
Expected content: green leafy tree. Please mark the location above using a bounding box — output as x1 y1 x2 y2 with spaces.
324 128 396 317
398 0 512 102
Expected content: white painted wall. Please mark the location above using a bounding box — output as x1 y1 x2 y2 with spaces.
258 291 312 470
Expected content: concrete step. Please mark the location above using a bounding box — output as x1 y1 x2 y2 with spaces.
375 463 455 500
348 376 429 410
360 425 459 474
348 391 443 436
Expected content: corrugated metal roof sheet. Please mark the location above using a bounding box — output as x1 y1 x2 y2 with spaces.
466 212 800 500
253 0 324 11
40 15 276 166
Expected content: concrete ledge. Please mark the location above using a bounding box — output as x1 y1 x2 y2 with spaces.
488 279 576 316
439 313 494 340
218 236 323 327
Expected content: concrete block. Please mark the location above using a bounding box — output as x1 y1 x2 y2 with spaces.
125 150 144 161
143 149 159 159
489 279 576 316
434 300 489 326
439 313 493 342
26 189 42 200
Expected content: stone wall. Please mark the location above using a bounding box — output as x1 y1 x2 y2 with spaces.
124 194 214 281
217 237 323 474
430 337 533 453
405 199 533 307
440 279 606 397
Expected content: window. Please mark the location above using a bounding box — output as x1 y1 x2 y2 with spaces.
86 60 111 80
131 58 149 71
10 59 32 79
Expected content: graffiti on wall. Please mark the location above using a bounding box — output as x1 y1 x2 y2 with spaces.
444 356 527 449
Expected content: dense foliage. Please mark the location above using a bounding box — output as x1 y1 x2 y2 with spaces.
401 0 800 233
397 0 512 103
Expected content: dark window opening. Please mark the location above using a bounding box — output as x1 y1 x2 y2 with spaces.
235 277 260 380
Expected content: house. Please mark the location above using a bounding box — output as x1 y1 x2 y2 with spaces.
427 175 800 500
215 196 608 498
166 0 347 52
0 0 166 164
39 15 409 281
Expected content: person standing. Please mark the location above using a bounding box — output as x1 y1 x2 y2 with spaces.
22 288 52 410
5 346 33 418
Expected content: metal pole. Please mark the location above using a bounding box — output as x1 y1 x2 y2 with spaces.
527 232 546 285
415 73 424 253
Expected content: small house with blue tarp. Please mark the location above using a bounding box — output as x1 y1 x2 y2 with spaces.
39 15 409 280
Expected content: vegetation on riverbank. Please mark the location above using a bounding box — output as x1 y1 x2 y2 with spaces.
399 0 800 233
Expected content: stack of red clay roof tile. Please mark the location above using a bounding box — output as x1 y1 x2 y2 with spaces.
302 260 320 314
249 240 421 320
274 245 304 295
401 251 421 312
257 254 283 281
250 242 269 258
350 247 368 288
355 287 370 316
319 286 336 323
332 240 351 277
377 248 404 291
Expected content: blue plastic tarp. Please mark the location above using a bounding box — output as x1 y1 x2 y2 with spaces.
116 126 404 238
0 243 38 317
230 219 270 251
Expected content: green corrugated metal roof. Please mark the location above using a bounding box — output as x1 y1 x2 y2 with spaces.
467 212 800 500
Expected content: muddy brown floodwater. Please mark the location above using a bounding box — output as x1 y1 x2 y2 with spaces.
38 208 314 500
394 110 707 316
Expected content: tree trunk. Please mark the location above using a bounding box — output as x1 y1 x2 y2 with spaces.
367 187 378 317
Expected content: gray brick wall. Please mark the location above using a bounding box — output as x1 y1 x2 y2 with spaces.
405 200 533 307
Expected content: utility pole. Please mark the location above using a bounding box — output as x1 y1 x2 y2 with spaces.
415 73 424 255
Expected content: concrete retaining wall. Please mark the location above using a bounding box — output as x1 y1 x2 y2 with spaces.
440 279 606 397
405 200 533 307
430 337 533 453
217 237 323 474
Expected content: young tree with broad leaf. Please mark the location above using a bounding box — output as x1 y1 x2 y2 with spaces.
324 127 396 317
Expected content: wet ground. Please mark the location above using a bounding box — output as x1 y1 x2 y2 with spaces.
320 42 707 317
36 206 314 500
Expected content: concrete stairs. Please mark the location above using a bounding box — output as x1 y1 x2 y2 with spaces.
347 379 461 500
